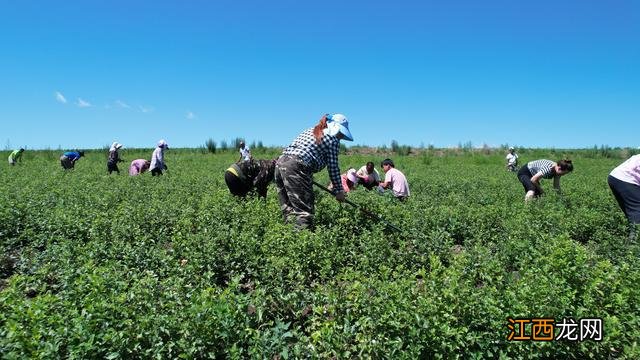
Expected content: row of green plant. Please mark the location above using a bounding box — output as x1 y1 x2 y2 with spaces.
1 151 638 358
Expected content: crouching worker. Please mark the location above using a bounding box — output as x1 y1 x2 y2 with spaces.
517 159 574 201
356 161 381 190
129 159 151 176
225 159 276 198
328 168 359 193
378 158 410 201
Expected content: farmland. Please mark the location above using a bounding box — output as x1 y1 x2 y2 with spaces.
1 148 639 358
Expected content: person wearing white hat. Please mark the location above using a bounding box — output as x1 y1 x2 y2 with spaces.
107 142 124 174
275 113 353 230
150 139 169 176
328 168 359 193
506 147 519 172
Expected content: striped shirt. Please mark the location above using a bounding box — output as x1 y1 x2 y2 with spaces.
527 159 557 179
282 128 343 192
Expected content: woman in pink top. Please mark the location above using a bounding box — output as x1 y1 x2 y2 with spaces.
129 159 151 176
328 168 359 193
378 158 410 201
608 154 640 241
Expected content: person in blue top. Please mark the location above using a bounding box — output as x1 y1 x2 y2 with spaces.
60 150 85 170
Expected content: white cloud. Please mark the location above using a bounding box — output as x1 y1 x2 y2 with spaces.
76 98 92 108
115 100 130 109
55 91 67 104
186 111 196 120
139 105 154 113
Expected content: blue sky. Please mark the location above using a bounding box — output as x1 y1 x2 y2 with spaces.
1 0 638 149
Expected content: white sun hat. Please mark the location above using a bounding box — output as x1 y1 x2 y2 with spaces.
324 113 353 141
346 168 358 184
158 139 169 148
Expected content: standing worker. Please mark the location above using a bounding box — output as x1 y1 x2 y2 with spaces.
150 140 169 176
517 159 574 201
107 142 124 174
8 148 25 166
60 150 84 170
608 154 640 242
378 158 410 201
225 158 276 198
238 141 251 162
274 113 353 230
506 146 519 172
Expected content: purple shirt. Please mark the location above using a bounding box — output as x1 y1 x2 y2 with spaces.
129 159 150 176
610 155 640 186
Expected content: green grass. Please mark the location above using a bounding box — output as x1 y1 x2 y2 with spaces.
1 149 638 359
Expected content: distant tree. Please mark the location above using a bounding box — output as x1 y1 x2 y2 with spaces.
219 140 228 152
391 140 400 154
232 137 244 149
205 138 217 153
339 143 348 155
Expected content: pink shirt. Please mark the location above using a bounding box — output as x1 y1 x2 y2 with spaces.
129 159 150 176
384 168 410 198
610 155 640 186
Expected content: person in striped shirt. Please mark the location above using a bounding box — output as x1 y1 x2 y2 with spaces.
608 154 640 241
275 113 353 230
517 159 574 201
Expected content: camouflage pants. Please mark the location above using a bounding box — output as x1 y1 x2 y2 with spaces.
275 155 314 229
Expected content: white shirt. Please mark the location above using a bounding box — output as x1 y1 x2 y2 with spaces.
356 165 381 183
239 146 251 161
506 153 518 166
150 147 165 170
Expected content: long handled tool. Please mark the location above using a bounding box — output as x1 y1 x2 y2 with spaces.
312 180 402 233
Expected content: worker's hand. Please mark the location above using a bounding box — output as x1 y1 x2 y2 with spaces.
334 191 346 202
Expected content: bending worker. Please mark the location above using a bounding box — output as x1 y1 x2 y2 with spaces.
274 113 353 230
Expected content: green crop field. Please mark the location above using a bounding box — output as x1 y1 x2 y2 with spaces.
1 148 639 359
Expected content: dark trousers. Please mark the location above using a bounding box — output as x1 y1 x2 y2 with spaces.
518 166 541 196
107 162 119 174
608 175 640 224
